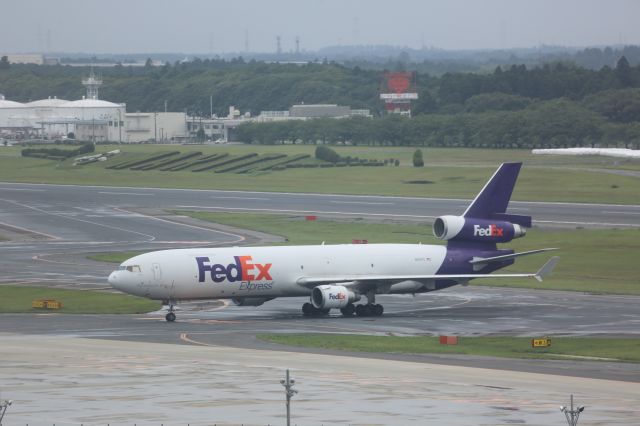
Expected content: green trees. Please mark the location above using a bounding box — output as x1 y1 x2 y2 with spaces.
1 55 640 117
412 149 424 167
584 88 640 123
0 56 9 70
235 99 618 148
1 55 639 148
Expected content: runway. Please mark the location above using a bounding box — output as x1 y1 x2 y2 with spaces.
1 181 639 228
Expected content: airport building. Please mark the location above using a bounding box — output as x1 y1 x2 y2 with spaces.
125 112 188 143
1 75 370 142
0 73 126 141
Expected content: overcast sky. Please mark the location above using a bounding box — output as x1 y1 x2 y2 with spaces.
2 0 639 54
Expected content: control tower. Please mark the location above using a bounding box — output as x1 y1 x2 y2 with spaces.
82 70 103 100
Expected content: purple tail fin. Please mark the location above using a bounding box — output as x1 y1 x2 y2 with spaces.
463 162 531 228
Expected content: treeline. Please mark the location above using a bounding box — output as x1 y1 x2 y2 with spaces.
1 55 640 118
236 90 640 149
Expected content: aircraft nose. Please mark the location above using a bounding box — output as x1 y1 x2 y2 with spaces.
108 271 121 289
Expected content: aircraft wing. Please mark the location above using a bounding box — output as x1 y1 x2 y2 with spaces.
297 256 560 288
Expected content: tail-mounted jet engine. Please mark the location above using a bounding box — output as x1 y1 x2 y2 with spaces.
433 215 526 243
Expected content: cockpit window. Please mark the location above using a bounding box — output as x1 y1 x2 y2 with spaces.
119 265 141 272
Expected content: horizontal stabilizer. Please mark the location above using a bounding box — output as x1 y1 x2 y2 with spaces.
470 248 558 265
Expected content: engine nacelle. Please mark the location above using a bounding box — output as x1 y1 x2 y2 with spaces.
230 297 274 307
311 285 360 309
433 215 526 243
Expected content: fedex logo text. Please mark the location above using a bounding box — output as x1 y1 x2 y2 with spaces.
473 224 504 237
196 256 273 283
329 292 346 301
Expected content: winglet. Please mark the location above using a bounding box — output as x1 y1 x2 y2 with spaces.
534 256 560 282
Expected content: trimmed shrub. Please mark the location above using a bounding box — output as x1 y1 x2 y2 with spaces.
167 153 228 171
22 143 95 160
107 151 180 170
257 154 310 171
133 152 202 171
192 154 257 172
413 149 424 167
315 145 341 163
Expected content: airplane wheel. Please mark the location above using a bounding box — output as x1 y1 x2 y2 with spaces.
302 303 313 317
321 308 330 315
356 304 372 317
340 303 355 316
165 312 176 322
373 304 384 316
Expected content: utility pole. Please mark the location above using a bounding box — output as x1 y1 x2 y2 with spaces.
0 399 12 426
154 111 157 142
280 369 298 426
210 95 213 118
560 394 585 426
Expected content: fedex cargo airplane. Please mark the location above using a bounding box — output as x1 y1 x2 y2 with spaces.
108 162 558 321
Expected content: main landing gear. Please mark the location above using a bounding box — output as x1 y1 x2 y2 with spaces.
353 303 384 317
300 302 384 317
302 302 330 317
348 291 384 317
164 300 177 322
301 292 385 318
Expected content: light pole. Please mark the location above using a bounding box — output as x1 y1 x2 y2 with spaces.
280 369 298 426
0 399 12 426
560 394 585 426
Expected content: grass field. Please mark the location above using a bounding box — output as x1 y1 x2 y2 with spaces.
258 334 640 363
87 251 144 263
90 212 639 295
1 145 639 204
0 285 158 314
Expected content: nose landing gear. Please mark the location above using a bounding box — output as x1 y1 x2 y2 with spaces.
164 300 177 322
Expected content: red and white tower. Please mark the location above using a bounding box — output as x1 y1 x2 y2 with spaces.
380 72 418 116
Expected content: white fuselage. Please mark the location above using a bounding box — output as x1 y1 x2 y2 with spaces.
108 244 447 301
